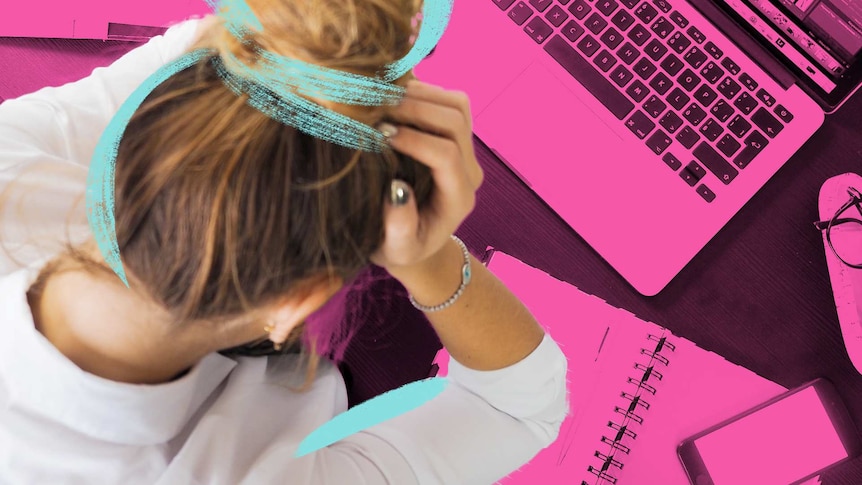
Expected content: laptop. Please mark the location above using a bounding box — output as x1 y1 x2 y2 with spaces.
415 0 862 295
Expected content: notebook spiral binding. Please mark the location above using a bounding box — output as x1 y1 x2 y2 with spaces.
582 332 677 485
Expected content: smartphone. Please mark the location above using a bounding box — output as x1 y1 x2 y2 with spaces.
678 378 861 485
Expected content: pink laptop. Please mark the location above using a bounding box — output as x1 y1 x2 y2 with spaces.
1 1 209 40
415 0 862 295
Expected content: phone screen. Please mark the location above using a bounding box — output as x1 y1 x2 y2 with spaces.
693 386 848 485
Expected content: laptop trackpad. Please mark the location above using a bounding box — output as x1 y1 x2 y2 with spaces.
474 61 631 219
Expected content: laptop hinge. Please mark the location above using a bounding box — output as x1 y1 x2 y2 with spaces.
686 0 796 90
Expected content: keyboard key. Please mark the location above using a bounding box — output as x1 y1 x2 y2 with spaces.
568 0 592 19
774 104 794 123
755 88 775 107
644 94 668 118
509 2 534 25
669 11 688 28
494 0 517 10
704 41 722 59
545 5 570 26
717 77 742 99
627 24 651 45
621 0 640 8
559 0 572 4
545 36 635 119
626 80 651 101
612 10 636 31
618 42 640 64
696 184 716 202
716 134 741 157
596 0 620 16
660 111 684 133
720 57 741 75
626 110 656 138
660 54 684 75
601 28 625 49
678 68 701 91
683 103 707 126
710 99 734 122
586 13 609 34
676 126 700 149
687 26 706 43
530 0 554 11
562 20 586 42
635 2 659 23
667 31 691 53
700 61 724 84
594 49 618 72
525 16 554 43
693 84 717 107
577 34 601 56
727 115 752 138
733 131 768 168
645 39 668 60
666 87 690 110
633 57 658 79
739 73 758 91
611 65 635 86
649 72 673 94
646 129 673 154
651 17 674 38
699 118 723 141
733 92 758 115
653 0 672 13
684 46 708 68
662 152 683 170
682 160 706 185
751 107 783 138
693 142 738 184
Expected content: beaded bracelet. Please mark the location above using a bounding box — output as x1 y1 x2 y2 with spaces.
408 235 472 313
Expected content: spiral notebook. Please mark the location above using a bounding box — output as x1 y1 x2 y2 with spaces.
476 249 789 484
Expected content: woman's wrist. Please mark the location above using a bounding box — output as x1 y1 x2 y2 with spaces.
385 237 467 308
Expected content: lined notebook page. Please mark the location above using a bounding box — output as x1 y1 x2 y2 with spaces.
484 250 785 484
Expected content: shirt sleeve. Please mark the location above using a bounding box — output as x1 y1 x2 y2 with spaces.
298 333 570 485
0 17 205 171
0 18 206 275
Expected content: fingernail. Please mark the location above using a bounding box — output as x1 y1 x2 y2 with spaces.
378 122 399 140
390 179 412 206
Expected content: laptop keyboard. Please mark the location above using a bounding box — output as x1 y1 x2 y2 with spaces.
493 0 796 203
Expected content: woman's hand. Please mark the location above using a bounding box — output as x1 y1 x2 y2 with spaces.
370 80 483 273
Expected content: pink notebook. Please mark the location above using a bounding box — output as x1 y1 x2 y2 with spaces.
459 250 790 484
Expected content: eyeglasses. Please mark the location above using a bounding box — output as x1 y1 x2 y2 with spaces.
814 186 862 269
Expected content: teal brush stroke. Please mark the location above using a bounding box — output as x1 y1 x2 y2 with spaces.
382 0 453 81
295 377 449 457
85 49 213 288
215 53 388 152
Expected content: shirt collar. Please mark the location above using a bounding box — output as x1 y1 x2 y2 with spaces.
0 265 238 446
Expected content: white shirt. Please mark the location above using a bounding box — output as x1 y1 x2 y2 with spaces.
0 18 569 485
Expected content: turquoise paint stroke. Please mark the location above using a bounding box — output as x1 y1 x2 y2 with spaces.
211 0 453 147
295 377 449 457
85 49 213 287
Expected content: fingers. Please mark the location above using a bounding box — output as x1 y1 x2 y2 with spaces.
386 125 473 211
370 180 423 267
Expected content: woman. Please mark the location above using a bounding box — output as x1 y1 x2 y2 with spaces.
0 1 568 483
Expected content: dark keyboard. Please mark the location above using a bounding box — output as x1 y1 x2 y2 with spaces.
496 0 794 203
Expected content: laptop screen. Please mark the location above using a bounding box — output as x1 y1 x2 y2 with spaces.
716 0 862 102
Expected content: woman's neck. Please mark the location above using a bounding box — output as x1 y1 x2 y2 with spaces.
28 259 216 385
